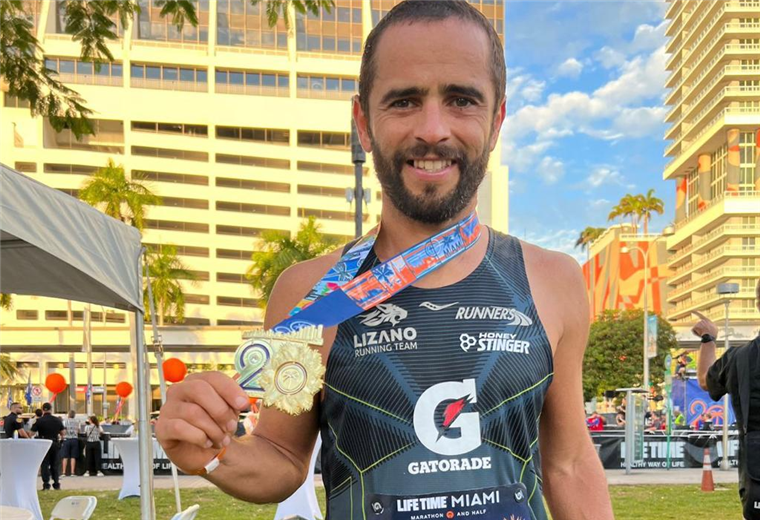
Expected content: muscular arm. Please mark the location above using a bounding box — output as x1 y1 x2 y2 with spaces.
697 341 717 391
158 252 341 503
536 254 613 520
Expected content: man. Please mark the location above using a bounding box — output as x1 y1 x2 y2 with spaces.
155 2 613 518
586 410 605 431
693 281 760 520
3 402 30 439
31 402 65 490
61 410 81 477
673 408 686 429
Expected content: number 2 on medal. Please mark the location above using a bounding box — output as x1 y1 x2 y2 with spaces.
235 339 273 394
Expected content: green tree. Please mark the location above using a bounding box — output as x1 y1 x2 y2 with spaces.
607 193 642 233
0 354 20 382
144 244 197 326
637 189 664 235
574 227 605 252
0 293 12 311
247 216 337 307
79 158 160 230
583 309 678 402
1 0 334 138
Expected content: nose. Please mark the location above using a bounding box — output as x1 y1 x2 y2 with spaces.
413 101 451 147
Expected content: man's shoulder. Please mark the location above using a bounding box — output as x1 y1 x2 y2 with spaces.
517 239 582 278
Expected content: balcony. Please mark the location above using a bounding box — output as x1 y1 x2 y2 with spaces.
668 223 760 267
671 245 760 285
671 306 760 324
669 290 758 320
665 0 724 69
57 73 122 87
130 78 207 93
215 84 288 97
668 265 760 300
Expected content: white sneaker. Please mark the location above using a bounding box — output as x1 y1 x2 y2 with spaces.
97 472 104 477
82 474 90 478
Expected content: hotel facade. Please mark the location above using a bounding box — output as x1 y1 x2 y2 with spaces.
663 0 760 346
0 0 508 415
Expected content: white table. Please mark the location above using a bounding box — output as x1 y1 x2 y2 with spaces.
111 437 160 500
0 505 35 520
0 439 52 520
274 436 323 520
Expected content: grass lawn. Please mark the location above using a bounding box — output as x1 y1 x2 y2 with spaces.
37 484 740 519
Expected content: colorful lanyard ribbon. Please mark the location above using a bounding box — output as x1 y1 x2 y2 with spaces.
272 212 481 334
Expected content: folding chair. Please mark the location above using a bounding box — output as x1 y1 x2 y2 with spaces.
170 504 200 520
49 496 97 520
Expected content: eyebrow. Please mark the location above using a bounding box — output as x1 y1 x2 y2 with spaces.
379 84 486 106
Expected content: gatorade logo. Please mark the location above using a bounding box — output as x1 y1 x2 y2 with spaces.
413 379 481 456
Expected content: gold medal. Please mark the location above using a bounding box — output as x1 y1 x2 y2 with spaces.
235 326 324 415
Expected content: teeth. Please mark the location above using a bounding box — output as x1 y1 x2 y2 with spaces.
413 159 452 172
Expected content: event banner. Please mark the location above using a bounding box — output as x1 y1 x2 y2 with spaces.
592 430 739 470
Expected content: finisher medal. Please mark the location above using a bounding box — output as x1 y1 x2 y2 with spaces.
234 212 482 416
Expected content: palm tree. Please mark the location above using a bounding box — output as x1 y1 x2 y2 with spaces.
637 189 665 235
79 159 160 230
247 217 337 307
144 245 197 326
608 194 641 233
574 227 606 252
0 354 20 382
0 293 12 311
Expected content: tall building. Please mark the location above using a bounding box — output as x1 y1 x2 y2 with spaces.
663 0 760 347
0 0 508 414
582 225 672 322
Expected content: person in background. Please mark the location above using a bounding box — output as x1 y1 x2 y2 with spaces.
615 403 627 427
586 410 605 431
84 415 104 477
3 402 30 439
31 402 64 490
60 410 81 477
29 408 42 433
673 408 687 429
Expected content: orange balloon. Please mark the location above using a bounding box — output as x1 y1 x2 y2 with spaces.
115 381 133 398
163 358 187 383
45 373 67 394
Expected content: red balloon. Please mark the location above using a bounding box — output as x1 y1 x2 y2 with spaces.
45 373 67 394
115 381 133 398
163 358 187 383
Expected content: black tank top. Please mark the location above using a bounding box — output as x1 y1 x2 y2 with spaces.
320 229 554 520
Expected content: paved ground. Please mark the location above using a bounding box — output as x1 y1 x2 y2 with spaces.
45 468 738 492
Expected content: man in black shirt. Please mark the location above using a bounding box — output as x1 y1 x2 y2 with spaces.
3 402 29 439
31 402 65 490
693 281 760 520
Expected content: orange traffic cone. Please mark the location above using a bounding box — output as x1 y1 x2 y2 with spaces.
701 447 715 492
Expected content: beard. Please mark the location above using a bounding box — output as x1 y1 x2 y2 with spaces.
370 135 491 225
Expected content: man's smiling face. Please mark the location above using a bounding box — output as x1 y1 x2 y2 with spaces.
356 17 506 224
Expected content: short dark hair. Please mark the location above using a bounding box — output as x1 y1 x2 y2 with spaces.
42 403 52 412
10 402 20 408
359 0 506 118
68 410 76 418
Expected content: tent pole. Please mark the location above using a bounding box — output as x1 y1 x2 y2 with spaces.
145 251 182 515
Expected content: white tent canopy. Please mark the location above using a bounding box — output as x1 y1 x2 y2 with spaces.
0 163 155 519
0 163 143 311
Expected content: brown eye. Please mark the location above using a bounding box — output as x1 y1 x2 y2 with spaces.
453 97 474 108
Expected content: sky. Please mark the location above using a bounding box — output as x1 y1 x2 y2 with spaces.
501 0 672 263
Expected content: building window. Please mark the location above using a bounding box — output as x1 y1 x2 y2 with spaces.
710 143 727 200
216 225 285 237
135 170 208 186
216 154 290 170
44 163 99 175
131 63 208 92
3 95 31 108
131 121 208 137
216 201 291 217
218 319 260 326
185 294 210 305
217 272 248 284
145 243 209 257
16 310 38 320
298 207 368 222
144 219 209 233
44 57 123 86
159 197 209 210
215 126 289 145
215 69 289 97
216 177 290 193
216 248 254 260
14 162 37 172
298 160 368 176
216 0 288 50
297 130 350 150
132 146 208 162
217 296 259 307
298 185 347 198
686 168 699 216
49 0 124 35
58 188 79 197
44 119 124 154
296 0 363 55
296 74 357 100
136 0 209 43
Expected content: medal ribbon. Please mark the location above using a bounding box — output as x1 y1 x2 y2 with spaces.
272 212 481 333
